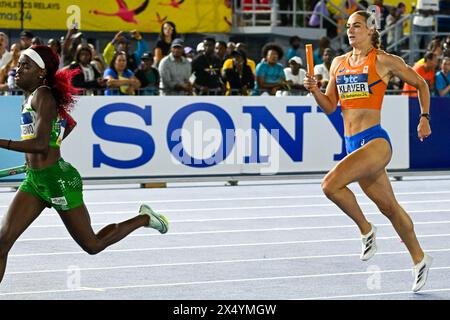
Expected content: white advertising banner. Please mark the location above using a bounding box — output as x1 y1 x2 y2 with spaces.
60 96 409 178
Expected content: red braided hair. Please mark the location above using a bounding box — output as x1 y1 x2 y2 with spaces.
30 45 79 113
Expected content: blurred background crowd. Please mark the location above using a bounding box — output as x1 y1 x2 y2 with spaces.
1 0 449 97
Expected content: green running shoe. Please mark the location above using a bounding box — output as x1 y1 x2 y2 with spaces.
139 204 169 234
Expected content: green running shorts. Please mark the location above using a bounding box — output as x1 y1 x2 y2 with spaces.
19 158 84 211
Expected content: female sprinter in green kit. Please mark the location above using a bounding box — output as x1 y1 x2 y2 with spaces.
0 45 169 283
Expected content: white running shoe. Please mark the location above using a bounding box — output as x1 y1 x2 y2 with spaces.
360 222 377 261
412 254 433 293
139 204 169 234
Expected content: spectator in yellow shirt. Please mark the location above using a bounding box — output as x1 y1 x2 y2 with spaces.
222 42 256 76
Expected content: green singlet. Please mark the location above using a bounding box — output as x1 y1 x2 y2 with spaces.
18 86 83 211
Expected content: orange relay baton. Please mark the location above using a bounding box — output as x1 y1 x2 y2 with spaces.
305 44 314 76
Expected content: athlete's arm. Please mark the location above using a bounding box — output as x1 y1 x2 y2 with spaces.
0 87 56 153
60 110 77 140
380 53 430 114
304 55 343 114
379 53 431 140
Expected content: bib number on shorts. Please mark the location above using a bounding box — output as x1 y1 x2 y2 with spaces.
51 196 68 206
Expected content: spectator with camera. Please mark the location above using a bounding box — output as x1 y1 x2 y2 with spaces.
103 30 149 72
62 25 83 66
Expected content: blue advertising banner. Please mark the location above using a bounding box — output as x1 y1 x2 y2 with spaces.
0 96 26 181
409 97 450 170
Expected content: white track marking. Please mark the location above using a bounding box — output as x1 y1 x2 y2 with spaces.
1 267 450 297
2 190 450 209
17 209 450 229
302 287 450 300
9 233 450 257
14 220 450 242
6 248 450 276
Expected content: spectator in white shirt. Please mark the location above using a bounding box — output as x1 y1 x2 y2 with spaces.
0 32 12 70
386 3 406 49
314 48 334 89
0 43 20 93
159 39 192 95
277 56 307 96
413 0 439 61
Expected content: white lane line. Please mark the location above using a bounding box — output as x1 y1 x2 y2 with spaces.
10 233 450 258
0 287 104 296
148 209 450 223
4 204 338 215
3 199 450 219
6 248 450 276
15 220 450 242
2 266 450 297
302 288 450 300
17 209 450 229
2 190 450 208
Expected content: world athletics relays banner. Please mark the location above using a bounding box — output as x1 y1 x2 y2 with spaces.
0 0 232 33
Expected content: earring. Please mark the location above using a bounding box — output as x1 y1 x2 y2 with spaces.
39 76 44 79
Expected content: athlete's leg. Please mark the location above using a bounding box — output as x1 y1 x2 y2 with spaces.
58 204 150 255
321 138 391 235
358 170 424 264
0 190 47 282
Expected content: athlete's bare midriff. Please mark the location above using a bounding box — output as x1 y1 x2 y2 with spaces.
25 147 61 169
342 108 381 136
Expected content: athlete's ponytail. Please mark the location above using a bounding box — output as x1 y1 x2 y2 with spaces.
371 30 381 49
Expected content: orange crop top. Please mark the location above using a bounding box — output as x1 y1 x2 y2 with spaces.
334 48 387 110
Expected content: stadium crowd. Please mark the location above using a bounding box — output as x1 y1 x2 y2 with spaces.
1 0 450 97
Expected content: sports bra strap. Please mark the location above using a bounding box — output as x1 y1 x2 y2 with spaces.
32 85 51 94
